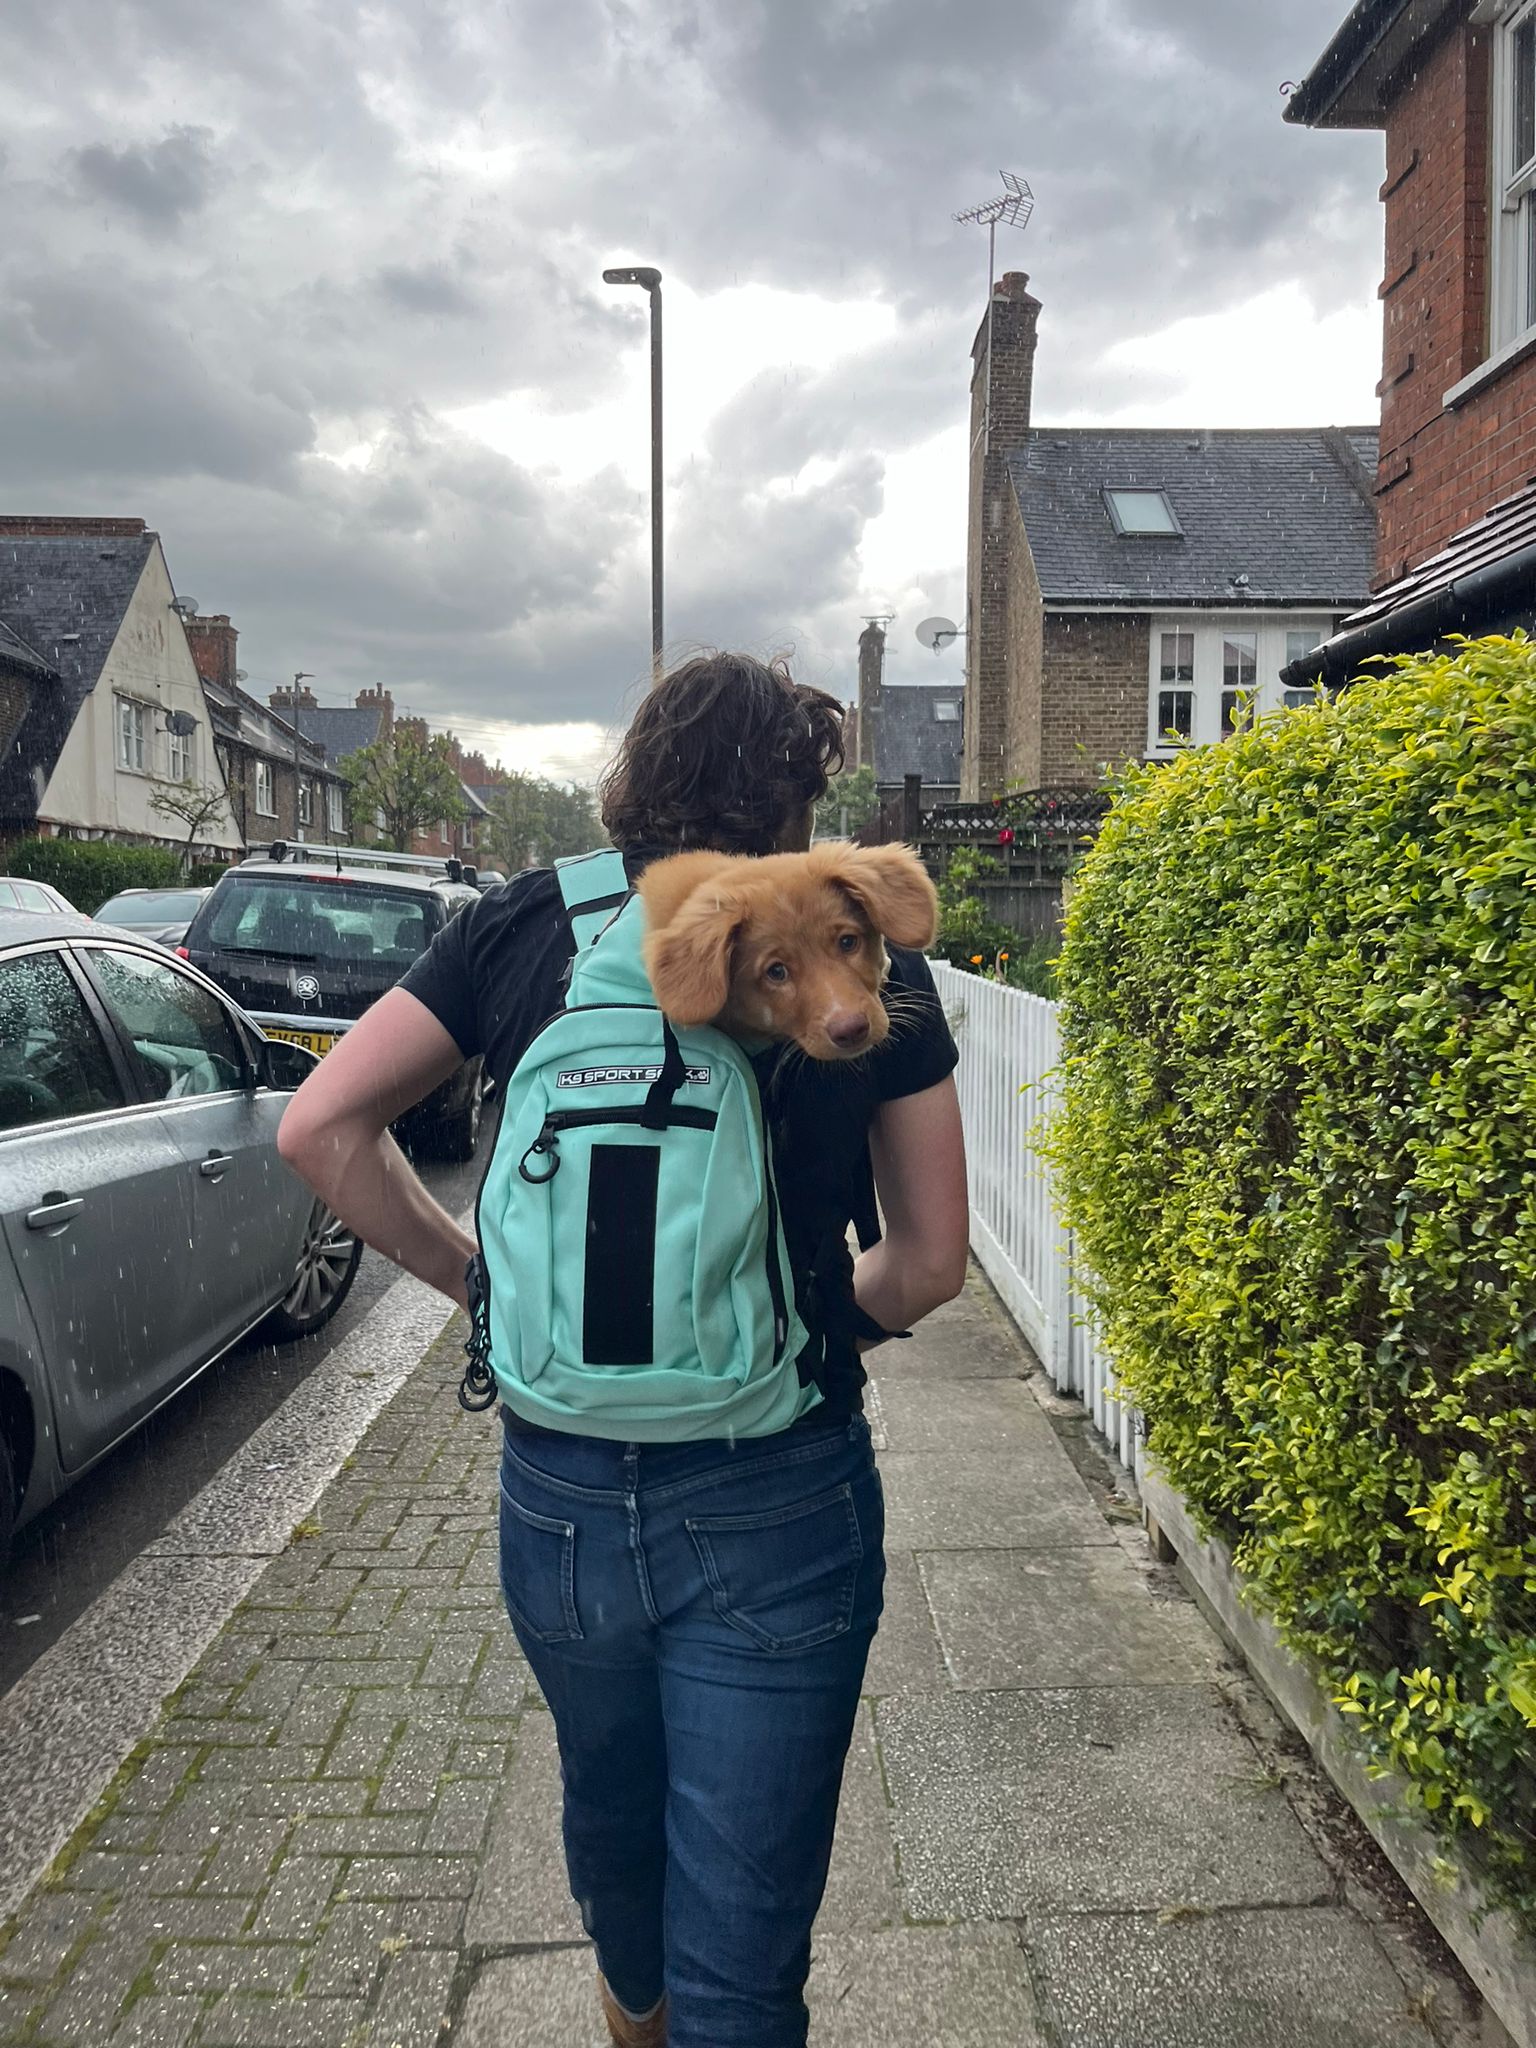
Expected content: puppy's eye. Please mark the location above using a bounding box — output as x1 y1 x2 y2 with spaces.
838 932 861 953
764 962 790 985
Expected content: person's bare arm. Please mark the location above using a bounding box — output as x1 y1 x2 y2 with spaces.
276 987 479 1308
853 1075 969 1339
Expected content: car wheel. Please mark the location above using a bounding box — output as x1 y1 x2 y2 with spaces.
0 1432 15 1565
265 1199 363 1340
433 1063 485 1163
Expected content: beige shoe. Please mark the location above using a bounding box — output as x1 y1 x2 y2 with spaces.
598 1974 668 2048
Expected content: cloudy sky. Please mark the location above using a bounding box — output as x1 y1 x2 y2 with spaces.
0 0 1383 780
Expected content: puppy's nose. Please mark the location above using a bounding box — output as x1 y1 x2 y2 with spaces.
827 1012 872 1051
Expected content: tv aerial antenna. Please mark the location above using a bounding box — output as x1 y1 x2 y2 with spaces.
954 171 1034 457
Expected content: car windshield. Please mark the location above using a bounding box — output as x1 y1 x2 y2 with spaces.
97 890 207 924
199 878 431 968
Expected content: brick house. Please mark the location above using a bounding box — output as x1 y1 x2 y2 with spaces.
853 622 963 803
1285 0 1536 685
274 684 492 861
961 277 1380 795
0 517 241 855
186 615 348 852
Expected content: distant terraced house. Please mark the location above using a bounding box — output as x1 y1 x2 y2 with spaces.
0 515 240 857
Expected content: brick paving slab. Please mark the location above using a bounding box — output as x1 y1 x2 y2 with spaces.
0 1279 1491 2048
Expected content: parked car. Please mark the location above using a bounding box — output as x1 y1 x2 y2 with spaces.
0 909 362 1558
179 843 486 1159
95 885 212 950
0 877 76 916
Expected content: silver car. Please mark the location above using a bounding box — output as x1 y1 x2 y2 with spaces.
0 909 361 1556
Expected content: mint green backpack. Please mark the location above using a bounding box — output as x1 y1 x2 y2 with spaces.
460 849 817 1440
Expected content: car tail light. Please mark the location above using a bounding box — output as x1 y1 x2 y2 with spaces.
175 945 191 959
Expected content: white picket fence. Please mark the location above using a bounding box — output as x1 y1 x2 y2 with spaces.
928 963 1137 1473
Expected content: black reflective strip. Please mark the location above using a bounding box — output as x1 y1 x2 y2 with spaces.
566 889 630 923
583 1145 659 1366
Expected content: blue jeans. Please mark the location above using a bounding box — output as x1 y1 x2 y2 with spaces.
497 1410 885 2048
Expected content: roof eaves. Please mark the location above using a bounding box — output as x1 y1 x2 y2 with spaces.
1283 0 1459 130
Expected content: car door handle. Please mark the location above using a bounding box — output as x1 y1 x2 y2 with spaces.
199 1152 234 1180
26 1193 83 1232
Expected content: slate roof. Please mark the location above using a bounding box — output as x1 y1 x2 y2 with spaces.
0 617 52 678
0 529 155 825
291 704 386 763
869 684 964 790
1007 427 1379 609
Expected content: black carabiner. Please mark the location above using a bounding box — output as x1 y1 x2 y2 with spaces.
519 1129 561 1183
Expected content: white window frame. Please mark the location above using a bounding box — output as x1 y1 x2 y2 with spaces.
255 759 277 817
115 695 148 774
327 781 345 834
297 779 312 828
1492 0 1536 352
167 727 191 782
1146 616 1335 755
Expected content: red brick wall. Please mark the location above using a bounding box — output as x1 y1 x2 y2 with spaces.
1376 16 1536 578
1001 494 1043 790
1039 614 1148 786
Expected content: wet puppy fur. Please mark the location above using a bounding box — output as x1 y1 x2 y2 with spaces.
638 843 939 1063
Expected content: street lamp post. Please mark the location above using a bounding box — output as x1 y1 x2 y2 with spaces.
291 672 313 841
602 265 663 680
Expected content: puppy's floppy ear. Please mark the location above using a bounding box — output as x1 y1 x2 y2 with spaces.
809 843 938 949
639 856 747 1025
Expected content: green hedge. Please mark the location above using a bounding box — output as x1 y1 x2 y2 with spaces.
1051 636 1536 1923
3 837 184 914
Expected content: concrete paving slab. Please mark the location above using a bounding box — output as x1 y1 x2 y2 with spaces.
879 1453 1116 1552
867 1299 1025 1380
807 1927 1050 2045
1026 1905 1439 2048
459 1928 1050 2047
863 1549 949 1698
818 1703 902 1932
879 1685 1333 1918
871 1377 1058 1454
463 1708 583 1946
919 1548 1225 1689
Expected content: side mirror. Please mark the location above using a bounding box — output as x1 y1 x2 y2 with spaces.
260 1036 321 1092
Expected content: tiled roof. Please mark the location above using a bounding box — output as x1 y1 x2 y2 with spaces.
0 530 155 824
869 684 964 789
1007 426 1379 608
292 704 386 762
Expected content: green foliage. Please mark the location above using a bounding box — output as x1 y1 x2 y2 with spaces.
814 764 880 838
484 773 601 872
933 847 1056 996
3 837 181 914
342 728 467 852
1050 636 1536 1922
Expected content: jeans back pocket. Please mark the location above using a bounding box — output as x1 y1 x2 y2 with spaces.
686 1482 863 1653
499 1483 582 1643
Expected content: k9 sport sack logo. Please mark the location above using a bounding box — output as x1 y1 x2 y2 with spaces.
556 1064 712 1089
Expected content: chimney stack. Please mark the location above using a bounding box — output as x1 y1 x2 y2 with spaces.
185 614 239 690
963 271 1042 799
856 621 886 772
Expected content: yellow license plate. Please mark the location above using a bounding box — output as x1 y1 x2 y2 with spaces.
264 1028 337 1057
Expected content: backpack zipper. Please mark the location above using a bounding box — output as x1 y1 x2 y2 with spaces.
518 1103 719 1182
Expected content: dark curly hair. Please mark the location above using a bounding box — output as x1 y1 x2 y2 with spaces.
599 652 846 857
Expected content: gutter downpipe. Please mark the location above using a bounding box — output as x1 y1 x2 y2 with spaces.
1280 539 1536 690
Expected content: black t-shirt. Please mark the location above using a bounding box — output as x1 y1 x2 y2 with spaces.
400 860 958 1418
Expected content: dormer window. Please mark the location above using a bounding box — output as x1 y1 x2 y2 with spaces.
1103 487 1182 536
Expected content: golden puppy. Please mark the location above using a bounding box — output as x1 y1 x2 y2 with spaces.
638 842 938 1062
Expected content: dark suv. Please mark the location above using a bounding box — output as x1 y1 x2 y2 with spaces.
181 843 485 1158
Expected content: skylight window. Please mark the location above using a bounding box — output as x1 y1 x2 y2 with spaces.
1104 487 1182 536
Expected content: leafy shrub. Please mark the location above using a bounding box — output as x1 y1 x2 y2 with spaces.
3 837 183 914
1051 637 1536 1922
933 847 1056 996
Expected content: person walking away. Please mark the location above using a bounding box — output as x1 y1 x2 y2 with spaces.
277 652 969 2048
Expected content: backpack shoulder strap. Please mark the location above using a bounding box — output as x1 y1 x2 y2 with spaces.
554 848 631 953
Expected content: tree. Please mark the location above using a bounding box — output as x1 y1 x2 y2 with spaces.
343 728 466 852
485 774 600 871
814 764 879 840
149 778 232 872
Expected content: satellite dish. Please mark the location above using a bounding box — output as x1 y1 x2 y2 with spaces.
916 616 960 652
166 709 199 737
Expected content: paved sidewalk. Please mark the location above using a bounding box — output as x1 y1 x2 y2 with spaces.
0 1276 1487 2047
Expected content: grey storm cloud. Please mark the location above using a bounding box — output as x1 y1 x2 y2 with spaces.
0 0 1382 745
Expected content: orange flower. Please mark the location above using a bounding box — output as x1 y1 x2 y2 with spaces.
999 951 1010 962
970 954 983 965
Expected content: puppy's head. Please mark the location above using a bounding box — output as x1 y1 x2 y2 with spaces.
639 843 938 1062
